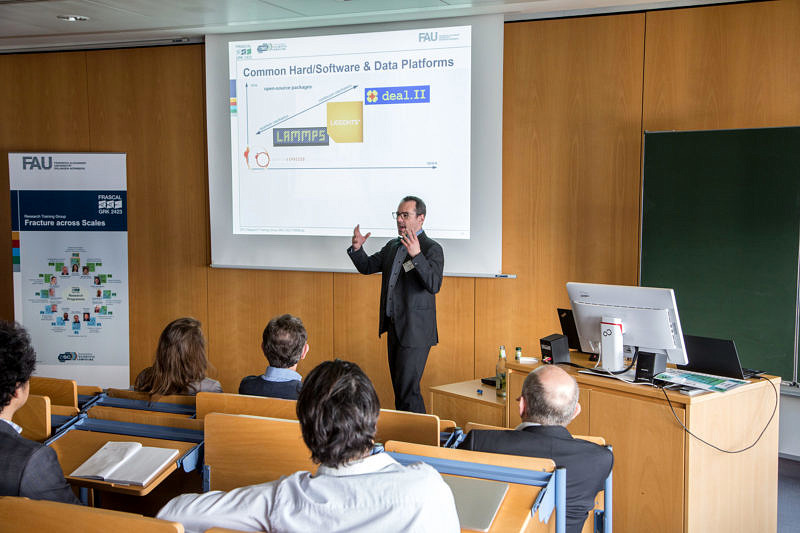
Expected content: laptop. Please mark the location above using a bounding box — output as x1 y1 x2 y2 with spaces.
442 475 509 532
557 308 581 350
678 334 761 379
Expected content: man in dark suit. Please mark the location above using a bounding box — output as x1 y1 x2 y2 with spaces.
459 365 613 533
0 321 80 504
239 314 308 400
347 196 444 413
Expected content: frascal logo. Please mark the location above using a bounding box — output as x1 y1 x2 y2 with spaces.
418 32 438 42
22 156 53 170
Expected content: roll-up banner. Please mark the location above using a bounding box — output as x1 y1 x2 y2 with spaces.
9 153 129 387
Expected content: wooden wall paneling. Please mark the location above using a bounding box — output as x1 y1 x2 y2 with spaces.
332 271 474 412
643 0 800 131
475 15 646 379
207 268 334 393
419 276 475 406
85 45 210 384
8 0 797 411
333 272 393 407
0 51 91 320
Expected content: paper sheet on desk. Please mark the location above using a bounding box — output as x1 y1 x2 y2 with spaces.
655 370 748 393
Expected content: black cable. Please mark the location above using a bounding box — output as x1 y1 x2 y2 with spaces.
557 347 640 375
659 375 778 454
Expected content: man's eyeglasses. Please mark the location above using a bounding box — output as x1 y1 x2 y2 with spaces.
392 211 416 220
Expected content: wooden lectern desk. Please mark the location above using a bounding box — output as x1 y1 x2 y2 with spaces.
431 354 779 533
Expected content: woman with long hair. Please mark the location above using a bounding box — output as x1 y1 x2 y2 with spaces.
134 317 222 396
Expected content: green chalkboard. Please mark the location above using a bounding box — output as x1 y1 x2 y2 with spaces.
641 127 800 381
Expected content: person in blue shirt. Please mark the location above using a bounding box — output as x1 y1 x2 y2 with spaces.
239 314 308 400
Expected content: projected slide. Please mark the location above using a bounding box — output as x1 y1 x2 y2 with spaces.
229 26 471 238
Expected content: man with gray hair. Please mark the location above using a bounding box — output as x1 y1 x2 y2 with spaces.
459 365 612 533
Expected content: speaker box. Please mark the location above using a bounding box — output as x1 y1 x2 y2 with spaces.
635 351 667 383
541 334 570 364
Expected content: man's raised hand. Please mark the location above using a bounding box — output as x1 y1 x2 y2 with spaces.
401 229 421 257
352 224 371 251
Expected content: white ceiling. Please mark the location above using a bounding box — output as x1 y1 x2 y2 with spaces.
0 0 734 52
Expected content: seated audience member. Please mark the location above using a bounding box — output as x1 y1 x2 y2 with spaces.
134 317 222 396
459 365 613 533
238 314 308 399
158 359 459 533
0 321 80 504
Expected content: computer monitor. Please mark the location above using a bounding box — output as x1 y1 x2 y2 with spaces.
566 282 689 365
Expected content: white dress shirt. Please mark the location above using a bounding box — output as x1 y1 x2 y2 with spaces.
158 452 459 533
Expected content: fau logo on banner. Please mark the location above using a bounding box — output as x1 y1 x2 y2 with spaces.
22 156 53 170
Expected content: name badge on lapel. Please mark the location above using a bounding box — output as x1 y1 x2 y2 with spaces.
402 260 415 272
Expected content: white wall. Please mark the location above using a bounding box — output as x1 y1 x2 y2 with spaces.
779 387 800 460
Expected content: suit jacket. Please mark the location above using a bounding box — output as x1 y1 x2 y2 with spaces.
459 425 613 533
0 420 81 504
348 231 444 347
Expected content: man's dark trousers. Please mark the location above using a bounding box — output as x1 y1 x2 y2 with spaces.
387 320 430 413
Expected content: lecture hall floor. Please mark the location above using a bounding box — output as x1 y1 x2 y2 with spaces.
778 458 800 532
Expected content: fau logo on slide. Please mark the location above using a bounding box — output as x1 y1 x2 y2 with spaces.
22 155 52 170
418 32 438 42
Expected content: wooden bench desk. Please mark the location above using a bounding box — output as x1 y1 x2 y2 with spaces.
107 388 196 406
198 392 442 446
0 496 184 533
88 405 203 431
196 392 295 420
385 440 561 533
204 412 313 491
30 376 78 408
12 394 51 442
49 429 198 497
203 416 564 533
430 379 506 428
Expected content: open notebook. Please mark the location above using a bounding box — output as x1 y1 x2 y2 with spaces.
70 441 179 486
